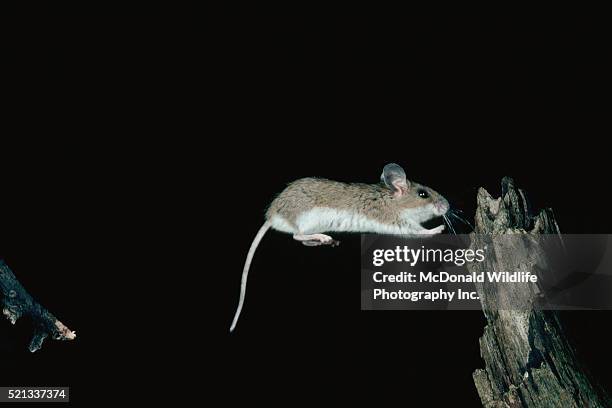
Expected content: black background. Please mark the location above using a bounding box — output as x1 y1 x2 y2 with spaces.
221 17 612 406
1 17 611 405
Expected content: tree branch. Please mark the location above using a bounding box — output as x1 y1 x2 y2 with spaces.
0 260 75 352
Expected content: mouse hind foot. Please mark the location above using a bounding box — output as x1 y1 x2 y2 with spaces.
293 233 340 247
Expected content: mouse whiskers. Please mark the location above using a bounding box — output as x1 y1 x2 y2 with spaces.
443 214 457 235
449 209 474 231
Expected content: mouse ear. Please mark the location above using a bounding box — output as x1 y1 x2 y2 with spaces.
381 163 410 197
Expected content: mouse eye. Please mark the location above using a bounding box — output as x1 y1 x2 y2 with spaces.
418 189 429 199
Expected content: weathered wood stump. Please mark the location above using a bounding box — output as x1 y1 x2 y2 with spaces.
469 177 610 407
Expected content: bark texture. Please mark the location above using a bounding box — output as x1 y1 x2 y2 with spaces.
0 260 75 352
469 177 610 407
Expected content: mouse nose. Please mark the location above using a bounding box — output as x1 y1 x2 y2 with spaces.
435 199 449 215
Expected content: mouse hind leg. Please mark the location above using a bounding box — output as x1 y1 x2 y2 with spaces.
290 209 340 246
293 233 340 247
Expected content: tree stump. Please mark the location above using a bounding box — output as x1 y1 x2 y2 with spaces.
469 177 610 407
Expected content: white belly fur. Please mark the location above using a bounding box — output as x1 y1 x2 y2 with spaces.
271 206 431 236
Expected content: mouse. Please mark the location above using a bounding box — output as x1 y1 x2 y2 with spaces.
230 163 450 332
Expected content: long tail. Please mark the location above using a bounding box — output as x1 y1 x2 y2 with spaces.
230 220 272 332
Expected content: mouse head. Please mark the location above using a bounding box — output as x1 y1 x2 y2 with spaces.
381 163 449 217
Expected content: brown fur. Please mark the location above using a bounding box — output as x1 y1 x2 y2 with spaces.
266 177 444 227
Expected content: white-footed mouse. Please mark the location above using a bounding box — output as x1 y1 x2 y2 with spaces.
230 163 450 332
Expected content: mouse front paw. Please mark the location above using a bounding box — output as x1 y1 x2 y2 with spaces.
423 224 445 235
